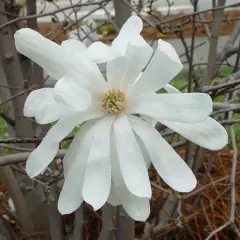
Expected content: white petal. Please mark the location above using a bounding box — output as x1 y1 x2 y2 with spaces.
130 116 197 192
163 84 228 150
24 88 71 124
58 121 97 215
53 77 91 111
15 28 78 81
122 195 150 222
135 134 152 168
112 15 143 55
14 28 105 91
23 88 53 117
88 42 119 63
88 15 144 63
61 39 92 64
26 110 105 178
113 113 151 198
82 116 115 210
110 139 150 221
116 15 143 39
140 115 157 128
164 84 181 93
62 120 97 177
162 117 228 150
107 42 153 91
106 57 125 89
128 93 212 123
107 181 122 207
61 39 107 86
131 39 183 96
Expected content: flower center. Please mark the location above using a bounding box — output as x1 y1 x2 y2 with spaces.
101 89 125 114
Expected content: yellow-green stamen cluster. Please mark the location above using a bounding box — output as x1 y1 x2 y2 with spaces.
101 89 125 114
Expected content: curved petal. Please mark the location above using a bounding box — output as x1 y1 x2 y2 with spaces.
88 15 144 63
61 39 92 64
53 77 91 111
113 113 151 198
58 120 97 215
107 42 153 91
61 39 106 85
88 42 119 63
26 109 105 178
128 93 213 124
162 118 228 150
112 15 143 55
131 39 183 96
110 138 150 221
14 28 106 91
24 88 71 124
15 28 79 81
122 195 150 222
82 116 115 210
163 84 228 150
130 116 197 192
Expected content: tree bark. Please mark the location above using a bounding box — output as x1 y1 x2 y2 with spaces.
0 166 35 233
113 0 132 29
0 1 34 140
100 204 116 240
116 206 134 240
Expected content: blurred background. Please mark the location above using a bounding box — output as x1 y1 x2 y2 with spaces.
0 0 239 239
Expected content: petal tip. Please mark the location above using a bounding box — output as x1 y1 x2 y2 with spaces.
176 176 197 193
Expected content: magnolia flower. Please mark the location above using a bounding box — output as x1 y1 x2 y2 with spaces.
14 16 227 221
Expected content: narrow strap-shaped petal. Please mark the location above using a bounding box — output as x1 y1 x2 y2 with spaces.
128 93 213 124
26 109 105 178
58 120 98 215
113 113 151 198
162 84 228 150
110 137 150 221
130 39 183 96
14 28 106 91
162 118 228 150
129 116 197 192
82 116 115 210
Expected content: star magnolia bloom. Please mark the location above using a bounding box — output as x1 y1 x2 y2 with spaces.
14 16 227 221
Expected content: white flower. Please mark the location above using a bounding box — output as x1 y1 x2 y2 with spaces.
14 16 227 221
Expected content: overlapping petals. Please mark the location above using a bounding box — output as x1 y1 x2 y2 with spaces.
15 15 228 222
88 15 146 62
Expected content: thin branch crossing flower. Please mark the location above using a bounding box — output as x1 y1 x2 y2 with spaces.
14 16 227 221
